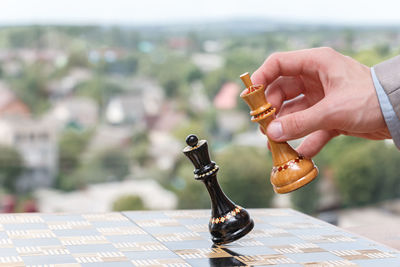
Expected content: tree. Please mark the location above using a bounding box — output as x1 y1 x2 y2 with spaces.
56 129 93 191
0 146 24 193
216 145 274 208
175 160 211 209
75 77 124 109
131 130 151 167
58 147 131 191
97 148 130 181
290 178 320 214
333 140 400 207
176 144 274 209
11 63 49 116
112 195 145 211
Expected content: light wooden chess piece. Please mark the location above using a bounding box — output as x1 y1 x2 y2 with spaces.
240 72 318 194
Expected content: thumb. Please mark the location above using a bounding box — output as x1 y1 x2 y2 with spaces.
266 104 326 142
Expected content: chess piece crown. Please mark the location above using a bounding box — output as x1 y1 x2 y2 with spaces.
240 72 318 193
183 134 254 244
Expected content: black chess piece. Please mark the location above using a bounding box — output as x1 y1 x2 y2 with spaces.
182 134 254 244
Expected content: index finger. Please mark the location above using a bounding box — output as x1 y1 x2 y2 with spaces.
251 48 327 86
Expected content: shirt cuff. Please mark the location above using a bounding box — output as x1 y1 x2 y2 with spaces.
371 67 400 149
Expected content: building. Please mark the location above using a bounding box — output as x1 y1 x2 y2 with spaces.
191 53 224 72
47 68 92 99
214 82 247 138
105 78 164 126
44 96 98 130
0 81 30 118
0 117 58 192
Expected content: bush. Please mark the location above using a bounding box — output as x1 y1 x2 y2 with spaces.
216 145 274 208
112 195 145 211
175 161 211 209
175 145 274 209
290 178 320 214
0 146 24 193
333 140 400 207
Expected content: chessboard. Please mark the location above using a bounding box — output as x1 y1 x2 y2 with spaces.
0 209 398 266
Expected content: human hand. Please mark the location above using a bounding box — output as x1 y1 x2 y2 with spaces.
252 47 390 158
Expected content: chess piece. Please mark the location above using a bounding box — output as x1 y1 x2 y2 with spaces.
240 72 318 194
183 134 254 244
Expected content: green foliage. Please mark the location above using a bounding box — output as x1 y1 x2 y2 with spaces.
290 179 320 214
203 69 228 98
97 148 131 181
151 55 200 98
186 66 203 83
58 147 131 191
223 48 262 80
75 77 124 108
67 50 89 69
58 130 92 175
216 145 274 208
96 54 139 75
175 145 273 209
333 140 400 207
11 63 49 115
175 161 211 209
4 26 45 48
0 146 24 193
56 130 93 191
352 49 392 67
112 195 145 211
202 48 262 98
172 119 210 145
131 131 151 167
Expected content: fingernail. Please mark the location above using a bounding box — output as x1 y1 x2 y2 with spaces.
267 121 283 140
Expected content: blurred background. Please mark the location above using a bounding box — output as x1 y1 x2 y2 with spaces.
0 0 400 230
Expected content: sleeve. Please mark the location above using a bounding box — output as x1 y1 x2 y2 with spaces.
374 56 400 119
371 66 400 149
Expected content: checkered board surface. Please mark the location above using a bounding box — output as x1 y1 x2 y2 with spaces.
0 209 398 266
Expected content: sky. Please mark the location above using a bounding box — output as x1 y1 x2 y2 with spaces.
1 0 400 26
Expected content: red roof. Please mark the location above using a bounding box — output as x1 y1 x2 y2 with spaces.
213 82 240 110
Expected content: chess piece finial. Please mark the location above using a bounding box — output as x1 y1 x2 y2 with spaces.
183 134 254 244
186 134 198 147
239 72 318 193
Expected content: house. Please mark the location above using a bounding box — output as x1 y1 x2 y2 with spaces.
191 53 224 72
106 94 145 126
0 81 30 118
213 82 247 137
0 117 58 192
44 96 98 130
213 82 240 110
188 81 210 113
47 68 92 98
105 78 165 126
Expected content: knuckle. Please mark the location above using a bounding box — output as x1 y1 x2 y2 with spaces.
320 46 336 54
266 52 281 64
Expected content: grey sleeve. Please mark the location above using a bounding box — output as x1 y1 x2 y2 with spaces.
374 56 400 120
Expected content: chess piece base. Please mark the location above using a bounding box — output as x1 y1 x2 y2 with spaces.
212 219 254 245
273 166 318 194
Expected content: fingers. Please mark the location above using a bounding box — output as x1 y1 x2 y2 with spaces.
251 47 335 86
276 96 310 118
265 76 305 112
296 130 339 158
266 101 328 142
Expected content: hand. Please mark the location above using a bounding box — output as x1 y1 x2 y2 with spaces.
252 47 390 158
